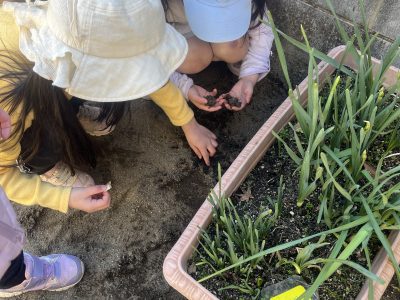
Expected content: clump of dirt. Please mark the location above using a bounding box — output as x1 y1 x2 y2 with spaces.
205 95 217 107
204 93 241 108
223 94 241 107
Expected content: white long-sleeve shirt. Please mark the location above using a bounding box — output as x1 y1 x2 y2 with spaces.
166 0 274 98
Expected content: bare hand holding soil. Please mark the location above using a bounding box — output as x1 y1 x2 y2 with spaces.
187 85 223 112
69 185 111 213
224 74 259 111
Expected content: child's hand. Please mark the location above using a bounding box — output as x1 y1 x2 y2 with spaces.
188 85 223 112
0 108 11 140
181 118 218 166
69 185 111 213
224 74 259 111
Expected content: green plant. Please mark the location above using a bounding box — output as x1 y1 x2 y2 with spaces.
194 164 285 277
198 0 400 298
218 268 261 299
269 0 400 296
276 235 329 274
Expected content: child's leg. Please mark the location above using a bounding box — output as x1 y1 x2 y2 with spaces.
211 35 249 64
177 36 214 74
177 35 249 75
0 252 85 297
0 252 25 290
0 189 85 297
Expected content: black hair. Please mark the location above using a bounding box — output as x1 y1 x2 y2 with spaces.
0 49 128 172
250 0 267 28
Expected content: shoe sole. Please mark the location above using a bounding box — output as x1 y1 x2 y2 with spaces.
0 261 85 298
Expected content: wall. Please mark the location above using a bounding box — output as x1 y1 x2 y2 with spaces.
266 0 400 84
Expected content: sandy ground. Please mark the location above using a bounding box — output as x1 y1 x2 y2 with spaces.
12 63 287 299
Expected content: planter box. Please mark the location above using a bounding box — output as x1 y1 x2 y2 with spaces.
163 46 400 300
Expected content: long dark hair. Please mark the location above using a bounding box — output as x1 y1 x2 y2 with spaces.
0 49 128 172
251 0 267 27
162 0 267 27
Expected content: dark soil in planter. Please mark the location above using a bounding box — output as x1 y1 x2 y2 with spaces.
190 80 399 299
190 139 376 299
383 277 400 300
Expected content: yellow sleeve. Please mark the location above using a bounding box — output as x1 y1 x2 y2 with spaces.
0 102 70 214
0 9 70 213
149 81 194 126
0 168 71 213
0 8 19 51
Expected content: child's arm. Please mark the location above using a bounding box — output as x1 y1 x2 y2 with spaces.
149 81 218 165
240 13 274 81
0 106 110 213
0 168 111 213
226 12 274 111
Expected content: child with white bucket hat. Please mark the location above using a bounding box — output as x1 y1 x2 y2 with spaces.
0 0 218 214
164 0 274 111
0 109 85 297
0 0 218 296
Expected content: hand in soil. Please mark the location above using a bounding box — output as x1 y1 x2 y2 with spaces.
69 185 111 213
181 118 218 166
187 85 223 112
223 74 259 111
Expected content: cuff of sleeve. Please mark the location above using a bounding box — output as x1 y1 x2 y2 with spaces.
239 71 269 82
58 188 71 214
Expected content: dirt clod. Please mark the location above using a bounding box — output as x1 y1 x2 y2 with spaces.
223 94 241 107
205 95 217 107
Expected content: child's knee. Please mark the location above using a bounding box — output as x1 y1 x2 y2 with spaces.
178 36 213 74
211 36 249 64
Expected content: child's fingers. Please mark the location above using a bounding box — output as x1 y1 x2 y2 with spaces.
211 139 218 148
204 105 223 112
88 193 111 212
207 144 216 157
210 88 217 96
191 145 202 160
198 97 208 104
203 156 210 166
200 148 210 166
85 185 108 197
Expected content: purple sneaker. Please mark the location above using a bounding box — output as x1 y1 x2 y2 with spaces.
0 252 84 298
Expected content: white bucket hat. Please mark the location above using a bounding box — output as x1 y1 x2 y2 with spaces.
183 0 251 43
3 0 188 102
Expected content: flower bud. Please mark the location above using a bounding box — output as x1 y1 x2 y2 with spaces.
377 87 385 104
315 166 323 179
361 150 367 162
363 121 371 132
